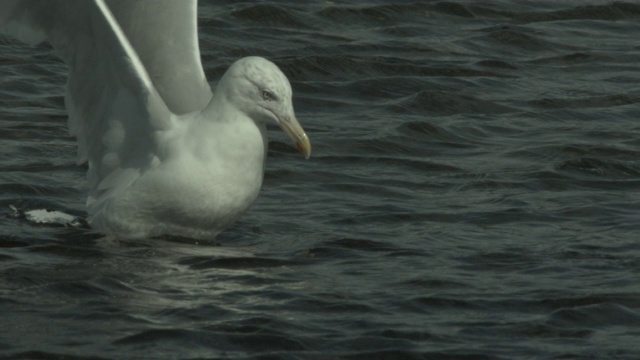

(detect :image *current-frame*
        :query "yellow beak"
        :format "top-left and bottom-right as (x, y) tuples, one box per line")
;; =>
(279, 116), (311, 159)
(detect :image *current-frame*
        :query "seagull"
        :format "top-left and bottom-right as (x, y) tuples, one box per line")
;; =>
(0, 0), (311, 239)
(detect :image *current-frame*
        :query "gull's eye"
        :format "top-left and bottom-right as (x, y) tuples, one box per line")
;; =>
(261, 89), (276, 101)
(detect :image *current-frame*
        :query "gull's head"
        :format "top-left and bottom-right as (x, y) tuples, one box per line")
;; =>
(220, 56), (311, 159)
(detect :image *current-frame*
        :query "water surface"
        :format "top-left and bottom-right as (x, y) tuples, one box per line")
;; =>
(1, 1), (640, 358)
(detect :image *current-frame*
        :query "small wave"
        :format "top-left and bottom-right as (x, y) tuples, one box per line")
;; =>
(468, 2), (640, 23)
(392, 90), (514, 116)
(530, 94), (640, 109)
(548, 303), (640, 328)
(231, 4), (310, 29)
(178, 255), (300, 270)
(556, 157), (640, 179)
(516, 2), (640, 23)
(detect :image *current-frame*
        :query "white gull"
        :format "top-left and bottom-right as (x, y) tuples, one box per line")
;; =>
(0, 0), (311, 239)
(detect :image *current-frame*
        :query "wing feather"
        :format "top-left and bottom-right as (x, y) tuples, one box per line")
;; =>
(106, 0), (212, 114)
(0, 0), (174, 208)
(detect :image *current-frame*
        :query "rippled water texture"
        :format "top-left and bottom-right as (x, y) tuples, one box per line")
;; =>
(2, 1), (640, 359)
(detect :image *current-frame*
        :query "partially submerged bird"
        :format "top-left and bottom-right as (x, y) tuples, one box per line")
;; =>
(0, 0), (311, 239)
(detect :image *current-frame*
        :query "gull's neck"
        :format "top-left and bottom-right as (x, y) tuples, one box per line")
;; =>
(186, 83), (268, 166)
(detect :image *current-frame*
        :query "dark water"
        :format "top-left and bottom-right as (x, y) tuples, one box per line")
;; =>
(2, 1), (640, 358)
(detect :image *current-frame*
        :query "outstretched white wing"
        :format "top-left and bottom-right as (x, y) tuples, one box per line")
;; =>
(0, 0), (174, 206)
(106, 0), (212, 114)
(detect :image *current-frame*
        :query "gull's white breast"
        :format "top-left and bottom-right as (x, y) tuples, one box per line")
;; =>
(88, 110), (268, 239)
